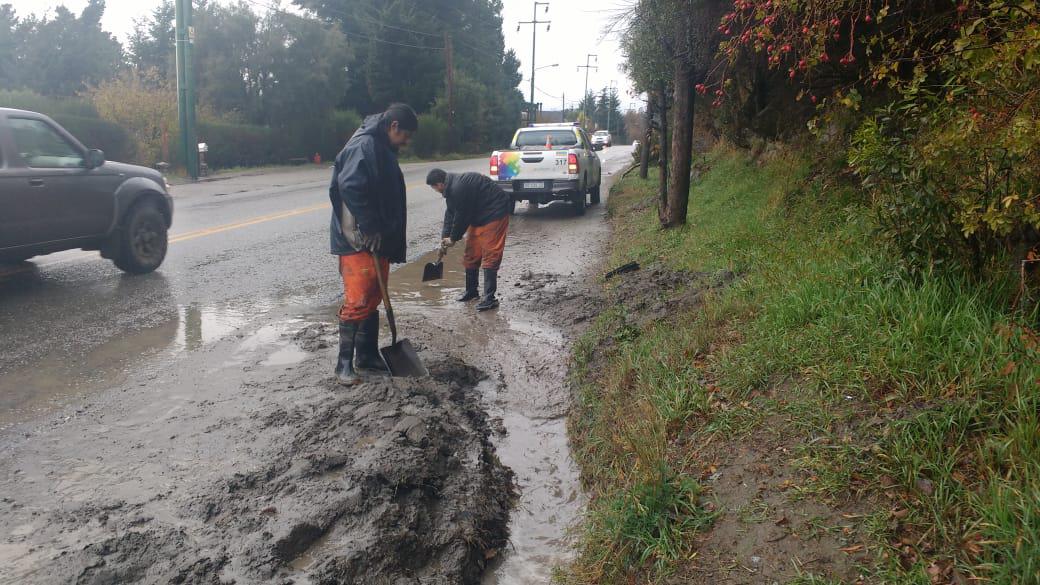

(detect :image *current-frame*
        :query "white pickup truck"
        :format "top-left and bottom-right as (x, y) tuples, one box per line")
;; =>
(489, 123), (602, 215)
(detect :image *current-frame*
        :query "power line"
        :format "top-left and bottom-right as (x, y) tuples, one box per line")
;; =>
(535, 85), (561, 100)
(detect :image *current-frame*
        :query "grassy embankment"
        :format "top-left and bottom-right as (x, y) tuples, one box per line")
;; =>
(563, 145), (1040, 583)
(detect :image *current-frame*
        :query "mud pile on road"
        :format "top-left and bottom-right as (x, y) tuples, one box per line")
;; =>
(42, 358), (514, 585)
(514, 263), (737, 332)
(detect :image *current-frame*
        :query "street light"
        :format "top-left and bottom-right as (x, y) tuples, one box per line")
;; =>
(521, 63), (559, 83)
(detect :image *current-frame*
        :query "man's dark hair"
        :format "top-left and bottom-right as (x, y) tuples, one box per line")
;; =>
(426, 168), (447, 186)
(382, 103), (418, 132)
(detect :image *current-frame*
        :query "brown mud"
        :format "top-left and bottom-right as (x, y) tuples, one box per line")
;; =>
(0, 150), (635, 584)
(2, 339), (513, 585)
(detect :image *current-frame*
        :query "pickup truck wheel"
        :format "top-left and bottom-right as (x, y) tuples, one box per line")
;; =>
(509, 197), (517, 215)
(571, 191), (586, 216)
(590, 181), (601, 205)
(112, 202), (168, 274)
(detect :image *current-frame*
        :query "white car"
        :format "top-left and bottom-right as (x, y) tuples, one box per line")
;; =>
(489, 123), (603, 216)
(591, 130), (612, 150)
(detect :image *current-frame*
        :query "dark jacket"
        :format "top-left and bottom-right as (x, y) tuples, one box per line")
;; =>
(441, 172), (511, 242)
(329, 114), (408, 262)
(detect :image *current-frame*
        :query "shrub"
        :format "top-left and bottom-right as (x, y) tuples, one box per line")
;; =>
(193, 121), (278, 169)
(52, 114), (134, 163)
(88, 69), (178, 166)
(0, 90), (99, 119)
(408, 113), (450, 158)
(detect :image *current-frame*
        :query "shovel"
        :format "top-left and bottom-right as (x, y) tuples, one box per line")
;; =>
(421, 245), (446, 282)
(373, 253), (428, 378)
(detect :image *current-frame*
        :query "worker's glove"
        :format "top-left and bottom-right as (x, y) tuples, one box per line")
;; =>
(441, 237), (456, 249)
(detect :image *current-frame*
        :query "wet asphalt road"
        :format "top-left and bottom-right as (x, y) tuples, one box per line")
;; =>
(0, 149), (633, 428)
(0, 146), (636, 584)
(0, 156), (493, 427)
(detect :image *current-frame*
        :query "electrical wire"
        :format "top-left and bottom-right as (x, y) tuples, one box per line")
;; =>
(535, 85), (561, 100)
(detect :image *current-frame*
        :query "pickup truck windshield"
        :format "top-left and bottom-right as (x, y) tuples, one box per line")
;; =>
(515, 129), (578, 149)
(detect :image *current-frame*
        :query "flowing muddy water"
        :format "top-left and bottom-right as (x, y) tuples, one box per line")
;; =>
(387, 243), (598, 584)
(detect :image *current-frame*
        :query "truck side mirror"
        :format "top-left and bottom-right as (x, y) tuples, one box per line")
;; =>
(86, 149), (106, 169)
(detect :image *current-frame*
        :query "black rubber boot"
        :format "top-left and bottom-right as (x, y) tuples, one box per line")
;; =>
(354, 312), (389, 373)
(458, 268), (480, 302)
(335, 321), (361, 386)
(476, 269), (499, 311)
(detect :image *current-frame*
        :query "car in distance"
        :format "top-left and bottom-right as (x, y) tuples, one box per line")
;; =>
(489, 123), (602, 216)
(0, 108), (173, 273)
(591, 130), (612, 149)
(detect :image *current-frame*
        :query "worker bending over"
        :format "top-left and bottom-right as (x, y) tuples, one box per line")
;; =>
(426, 168), (511, 311)
(328, 103), (418, 385)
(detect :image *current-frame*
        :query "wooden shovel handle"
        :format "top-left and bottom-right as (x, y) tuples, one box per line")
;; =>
(372, 253), (397, 346)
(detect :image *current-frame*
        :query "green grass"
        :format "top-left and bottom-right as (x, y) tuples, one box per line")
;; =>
(564, 145), (1040, 584)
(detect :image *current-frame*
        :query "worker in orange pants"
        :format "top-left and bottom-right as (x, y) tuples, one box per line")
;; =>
(329, 104), (417, 385)
(426, 168), (511, 311)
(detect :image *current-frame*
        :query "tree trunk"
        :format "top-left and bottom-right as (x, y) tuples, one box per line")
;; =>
(657, 81), (669, 225)
(664, 61), (695, 228)
(639, 95), (652, 180)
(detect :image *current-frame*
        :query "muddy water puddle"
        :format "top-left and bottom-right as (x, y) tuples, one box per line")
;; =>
(284, 247), (585, 582)
(0, 299), (319, 429)
(387, 247), (587, 583)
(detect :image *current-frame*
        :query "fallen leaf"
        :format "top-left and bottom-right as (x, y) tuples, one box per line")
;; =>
(839, 544), (864, 554)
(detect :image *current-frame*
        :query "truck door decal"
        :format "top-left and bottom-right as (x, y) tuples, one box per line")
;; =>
(498, 151), (522, 180)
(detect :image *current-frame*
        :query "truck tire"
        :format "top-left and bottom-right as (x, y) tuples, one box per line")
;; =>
(571, 190), (586, 216)
(509, 197), (517, 215)
(111, 201), (168, 274)
(590, 180), (601, 205)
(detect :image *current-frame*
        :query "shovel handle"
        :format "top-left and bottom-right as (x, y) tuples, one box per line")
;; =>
(372, 253), (397, 346)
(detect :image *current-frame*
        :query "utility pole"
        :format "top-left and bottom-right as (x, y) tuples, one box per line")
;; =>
(444, 32), (455, 128)
(518, 1), (550, 124)
(577, 54), (597, 129)
(174, 0), (198, 180)
(561, 93), (565, 123)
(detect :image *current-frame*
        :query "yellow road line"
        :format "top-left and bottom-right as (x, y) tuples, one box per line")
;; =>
(5, 181), (432, 273)
(169, 203), (327, 243)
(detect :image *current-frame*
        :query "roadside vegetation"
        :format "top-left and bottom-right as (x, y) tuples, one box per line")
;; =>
(564, 145), (1040, 583)
(566, 2), (1039, 581)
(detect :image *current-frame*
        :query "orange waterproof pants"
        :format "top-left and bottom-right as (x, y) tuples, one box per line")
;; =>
(338, 252), (389, 323)
(462, 216), (510, 270)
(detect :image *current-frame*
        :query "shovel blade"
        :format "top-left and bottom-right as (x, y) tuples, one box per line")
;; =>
(421, 261), (444, 282)
(380, 339), (428, 378)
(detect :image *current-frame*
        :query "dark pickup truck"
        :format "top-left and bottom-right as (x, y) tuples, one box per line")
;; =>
(0, 108), (173, 273)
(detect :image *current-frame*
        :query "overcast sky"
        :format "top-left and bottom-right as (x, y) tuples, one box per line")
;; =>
(7, 0), (641, 110)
